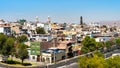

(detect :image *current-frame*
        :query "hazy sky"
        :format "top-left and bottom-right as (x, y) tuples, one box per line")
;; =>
(0, 0), (120, 23)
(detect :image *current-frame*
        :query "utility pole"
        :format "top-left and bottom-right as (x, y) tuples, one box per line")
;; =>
(65, 45), (69, 68)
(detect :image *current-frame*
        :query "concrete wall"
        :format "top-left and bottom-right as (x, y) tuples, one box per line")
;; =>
(29, 55), (37, 62)
(0, 27), (4, 33)
(41, 52), (65, 63)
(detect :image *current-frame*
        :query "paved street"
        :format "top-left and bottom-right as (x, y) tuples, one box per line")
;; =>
(39, 49), (120, 68)
(57, 63), (78, 68)
(104, 49), (120, 58)
(47, 57), (78, 68)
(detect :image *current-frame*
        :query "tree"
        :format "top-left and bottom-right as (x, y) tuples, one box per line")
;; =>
(66, 43), (74, 57)
(17, 19), (27, 25)
(101, 25), (107, 28)
(17, 35), (28, 43)
(105, 40), (113, 48)
(2, 37), (15, 56)
(110, 26), (117, 32)
(87, 55), (107, 68)
(61, 23), (67, 29)
(17, 43), (28, 64)
(81, 46), (90, 54)
(96, 42), (104, 49)
(78, 56), (88, 68)
(78, 54), (107, 68)
(106, 56), (120, 68)
(36, 27), (46, 34)
(81, 36), (96, 53)
(93, 51), (104, 58)
(101, 25), (108, 32)
(82, 36), (91, 47)
(0, 33), (7, 51)
(78, 53), (120, 68)
(63, 23), (67, 27)
(115, 38), (120, 46)
(1, 37), (15, 62)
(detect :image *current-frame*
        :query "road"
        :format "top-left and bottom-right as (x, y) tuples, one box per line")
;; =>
(104, 49), (120, 58)
(46, 49), (120, 68)
(42, 52), (94, 68)
(57, 63), (78, 68)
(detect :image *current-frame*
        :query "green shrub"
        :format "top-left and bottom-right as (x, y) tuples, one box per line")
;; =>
(22, 63), (32, 66)
(2, 60), (32, 66)
(6, 60), (16, 64)
(6, 60), (21, 64)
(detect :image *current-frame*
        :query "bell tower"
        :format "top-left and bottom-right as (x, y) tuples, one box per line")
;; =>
(47, 16), (51, 23)
(35, 16), (39, 26)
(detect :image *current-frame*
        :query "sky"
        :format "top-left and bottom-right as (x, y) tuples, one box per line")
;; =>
(0, 0), (120, 23)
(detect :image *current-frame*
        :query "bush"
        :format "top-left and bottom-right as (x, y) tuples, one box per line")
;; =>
(6, 60), (16, 64)
(22, 63), (32, 66)
(2, 60), (32, 66)
(5, 60), (21, 64)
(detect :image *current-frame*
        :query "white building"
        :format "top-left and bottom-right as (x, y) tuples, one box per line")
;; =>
(41, 47), (65, 63)
(37, 23), (44, 27)
(0, 20), (11, 35)
(95, 36), (112, 42)
(30, 34), (53, 41)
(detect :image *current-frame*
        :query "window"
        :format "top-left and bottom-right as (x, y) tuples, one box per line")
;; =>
(103, 38), (105, 41)
(32, 35), (36, 37)
(52, 57), (54, 61)
(12, 26), (15, 27)
(42, 39), (47, 41)
(32, 56), (35, 59)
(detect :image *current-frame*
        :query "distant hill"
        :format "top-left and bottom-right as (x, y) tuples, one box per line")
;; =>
(99, 20), (120, 27)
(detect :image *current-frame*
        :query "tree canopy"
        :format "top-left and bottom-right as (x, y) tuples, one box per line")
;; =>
(36, 27), (46, 34)
(17, 19), (27, 25)
(78, 51), (120, 68)
(96, 42), (104, 49)
(0, 34), (16, 62)
(2, 37), (15, 56)
(115, 38), (120, 46)
(78, 54), (107, 68)
(17, 43), (28, 64)
(0, 33), (8, 51)
(105, 40), (114, 48)
(0, 33), (29, 64)
(16, 35), (28, 43)
(106, 56), (120, 68)
(81, 36), (96, 53)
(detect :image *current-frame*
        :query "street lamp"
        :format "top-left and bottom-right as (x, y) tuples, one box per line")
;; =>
(45, 55), (49, 68)
(65, 46), (68, 68)
(53, 38), (56, 64)
(53, 50), (56, 64)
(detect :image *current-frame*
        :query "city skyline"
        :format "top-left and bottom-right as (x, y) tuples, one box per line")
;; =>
(0, 0), (120, 23)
